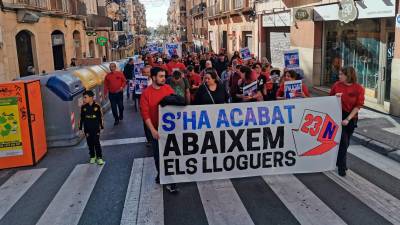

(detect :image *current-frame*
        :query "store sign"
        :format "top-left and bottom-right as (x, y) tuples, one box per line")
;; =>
(96, 36), (108, 46)
(314, 0), (395, 21)
(262, 11), (292, 27)
(293, 8), (313, 21)
(338, 0), (357, 23)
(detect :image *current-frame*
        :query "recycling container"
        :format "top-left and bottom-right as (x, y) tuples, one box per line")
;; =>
(72, 68), (102, 103)
(87, 65), (110, 110)
(41, 71), (86, 147)
(0, 80), (47, 169)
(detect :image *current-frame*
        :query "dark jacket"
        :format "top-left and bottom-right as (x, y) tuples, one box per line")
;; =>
(123, 63), (134, 80)
(193, 83), (229, 105)
(79, 102), (104, 133)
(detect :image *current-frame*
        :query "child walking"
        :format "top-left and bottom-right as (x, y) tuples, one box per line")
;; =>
(79, 90), (105, 165)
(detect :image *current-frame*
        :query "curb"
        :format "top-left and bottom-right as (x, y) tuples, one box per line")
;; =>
(352, 132), (400, 163)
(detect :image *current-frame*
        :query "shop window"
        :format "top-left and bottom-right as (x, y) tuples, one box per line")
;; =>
(323, 19), (380, 91)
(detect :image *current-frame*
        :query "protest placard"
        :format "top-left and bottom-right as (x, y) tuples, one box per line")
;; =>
(134, 76), (149, 95)
(134, 61), (145, 77)
(165, 43), (182, 58)
(284, 49), (300, 69)
(240, 47), (251, 60)
(158, 96), (341, 184)
(243, 81), (258, 97)
(128, 80), (135, 93)
(147, 44), (159, 55)
(284, 80), (302, 99)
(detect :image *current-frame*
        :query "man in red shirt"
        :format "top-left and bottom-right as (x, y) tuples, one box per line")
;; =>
(166, 54), (186, 76)
(104, 63), (126, 125)
(140, 67), (177, 192)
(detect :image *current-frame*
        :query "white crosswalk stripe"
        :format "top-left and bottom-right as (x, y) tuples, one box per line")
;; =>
(0, 168), (46, 221)
(197, 179), (255, 225)
(136, 157), (164, 225)
(263, 174), (347, 225)
(1, 146), (400, 225)
(120, 158), (144, 225)
(348, 145), (400, 180)
(36, 164), (104, 225)
(325, 170), (400, 224)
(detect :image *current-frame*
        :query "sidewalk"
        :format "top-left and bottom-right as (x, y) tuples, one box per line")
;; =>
(311, 88), (400, 163)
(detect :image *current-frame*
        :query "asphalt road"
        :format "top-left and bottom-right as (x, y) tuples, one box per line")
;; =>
(1, 99), (400, 225)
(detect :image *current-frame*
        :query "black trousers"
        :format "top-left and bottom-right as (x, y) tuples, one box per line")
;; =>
(109, 92), (124, 120)
(143, 120), (152, 143)
(86, 131), (102, 158)
(151, 138), (160, 173)
(336, 111), (356, 170)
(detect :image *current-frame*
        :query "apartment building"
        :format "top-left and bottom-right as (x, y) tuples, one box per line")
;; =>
(0, 0), (140, 81)
(254, 0), (400, 116)
(207, 0), (256, 56)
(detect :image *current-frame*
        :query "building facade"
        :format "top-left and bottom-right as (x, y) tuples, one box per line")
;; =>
(189, 0), (208, 53)
(254, 0), (400, 116)
(206, 0), (257, 56)
(0, 0), (143, 81)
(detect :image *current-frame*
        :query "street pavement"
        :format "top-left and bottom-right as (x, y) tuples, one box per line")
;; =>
(1, 98), (400, 225)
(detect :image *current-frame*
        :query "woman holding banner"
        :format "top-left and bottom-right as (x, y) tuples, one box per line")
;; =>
(193, 70), (229, 105)
(330, 67), (365, 177)
(276, 70), (310, 100)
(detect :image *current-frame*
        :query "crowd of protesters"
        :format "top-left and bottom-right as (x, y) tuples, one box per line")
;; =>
(124, 48), (364, 192)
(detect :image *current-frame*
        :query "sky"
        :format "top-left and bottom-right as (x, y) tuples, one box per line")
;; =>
(140, 0), (169, 28)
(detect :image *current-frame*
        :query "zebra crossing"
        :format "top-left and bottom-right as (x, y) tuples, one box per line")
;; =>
(1, 144), (400, 225)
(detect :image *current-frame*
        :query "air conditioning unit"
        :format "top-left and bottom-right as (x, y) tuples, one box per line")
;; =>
(17, 10), (40, 23)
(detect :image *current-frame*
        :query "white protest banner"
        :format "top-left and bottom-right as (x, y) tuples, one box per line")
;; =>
(134, 75), (149, 95)
(158, 96), (342, 184)
(165, 43), (182, 58)
(240, 47), (251, 60)
(243, 81), (258, 96)
(284, 80), (302, 99)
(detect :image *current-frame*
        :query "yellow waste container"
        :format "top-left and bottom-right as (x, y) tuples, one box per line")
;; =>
(72, 68), (102, 103)
(87, 65), (110, 109)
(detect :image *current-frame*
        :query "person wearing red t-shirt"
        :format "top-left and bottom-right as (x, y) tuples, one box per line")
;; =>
(186, 65), (201, 102)
(140, 67), (178, 192)
(330, 67), (364, 177)
(153, 58), (169, 71)
(276, 70), (310, 100)
(166, 54), (186, 75)
(104, 63), (126, 125)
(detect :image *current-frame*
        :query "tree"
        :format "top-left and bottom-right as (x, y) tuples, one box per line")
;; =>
(155, 25), (172, 41)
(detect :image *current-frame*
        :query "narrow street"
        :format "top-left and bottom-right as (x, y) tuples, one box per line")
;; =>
(1, 100), (400, 225)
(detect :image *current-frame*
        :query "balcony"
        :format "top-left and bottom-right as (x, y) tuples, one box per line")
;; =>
(191, 3), (206, 16)
(86, 14), (113, 29)
(10, 0), (49, 10)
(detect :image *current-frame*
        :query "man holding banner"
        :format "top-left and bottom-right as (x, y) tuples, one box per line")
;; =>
(140, 67), (178, 193)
